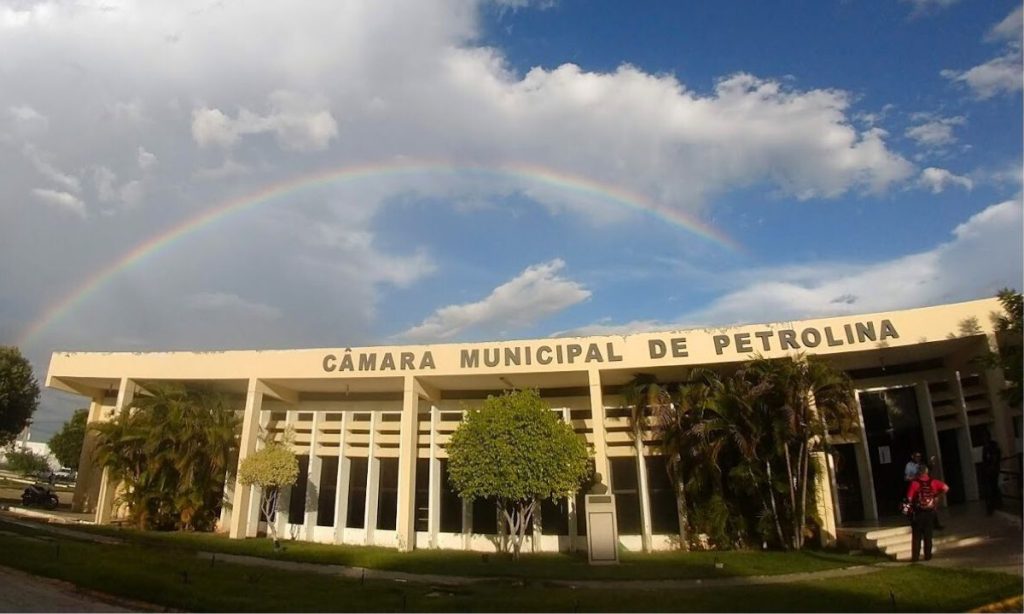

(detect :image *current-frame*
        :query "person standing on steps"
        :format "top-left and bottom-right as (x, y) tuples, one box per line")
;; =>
(906, 464), (950, 562)
(904, 452), (922, 483)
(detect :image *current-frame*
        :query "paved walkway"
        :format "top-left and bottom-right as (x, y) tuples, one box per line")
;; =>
(0, 565), (131, 612)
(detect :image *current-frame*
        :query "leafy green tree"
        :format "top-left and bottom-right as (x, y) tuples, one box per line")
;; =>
(447, 389), (591, 560)
(0, 346), (40, 447)
(92, 384), (240, 531)
(237, 438), (299, 547)
(991, 288), (1022, 407)
(2, 446), (50, 476)
(49, 408), (88, 470)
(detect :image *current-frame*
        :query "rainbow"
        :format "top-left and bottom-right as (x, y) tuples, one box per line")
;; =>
(18, 160), (741, 346)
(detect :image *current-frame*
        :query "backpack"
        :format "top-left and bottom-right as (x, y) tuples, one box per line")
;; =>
(915, 478), (938, 511)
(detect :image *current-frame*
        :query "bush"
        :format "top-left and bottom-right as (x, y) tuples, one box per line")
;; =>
(2, 447), (51, 476)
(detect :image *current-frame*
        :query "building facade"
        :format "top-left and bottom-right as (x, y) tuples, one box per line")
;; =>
(48, 298), (1021, 552)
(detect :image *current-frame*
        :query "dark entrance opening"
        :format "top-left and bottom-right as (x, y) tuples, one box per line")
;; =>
(859, 387), (927, 517)
(832, 443), (864, 523)
(937, 430), (966, 504)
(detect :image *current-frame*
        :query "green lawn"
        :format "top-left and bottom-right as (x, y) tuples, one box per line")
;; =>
(0, 519), (1018, 612)
(54, 521), (882, 580)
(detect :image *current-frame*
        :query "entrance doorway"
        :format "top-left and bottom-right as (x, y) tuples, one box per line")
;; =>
(859, 387), (927, 518)
(937, 430), (966, 505)
(832, 443), (864, 523)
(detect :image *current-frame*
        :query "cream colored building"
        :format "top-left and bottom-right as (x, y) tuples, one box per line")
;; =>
(47, 298), (1021, 552)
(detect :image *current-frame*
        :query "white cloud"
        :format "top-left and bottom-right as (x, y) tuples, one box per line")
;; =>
(7, 105), (48, 136)
(31, 188), (86, 217)
(119, 180), (143, 207)
(92, 166), (118, 203)
(918, 167), (973, 193)
(401, 259), (591, 341)
(22, 145), (80, 193)
(942, 6), (1023, 99)
(137, 146), (157, 171)
(905, 114), (965, 148)
(901, 0), (961, 16)
(563, 199), (1022, 335)
(192, 91), (339, 152)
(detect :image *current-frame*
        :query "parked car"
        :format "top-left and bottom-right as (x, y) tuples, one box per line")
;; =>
(53, 468), (76, 483)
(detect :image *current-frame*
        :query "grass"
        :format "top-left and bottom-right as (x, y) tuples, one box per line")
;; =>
(59, 521), (882, 580)
(0, 518), (1019, 612)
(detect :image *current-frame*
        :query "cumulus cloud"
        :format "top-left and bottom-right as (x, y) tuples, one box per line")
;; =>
(918, 167), (973, 193)
(400, 259), (591, 341)
(22, 145), (80, 193)
(563, 199), (1022, 336)
(6, 105), (48, 136)
(942, 6), (1023, 99)
(31, 188), (86, 217)
(137, 146), (157, 171)
(905, 114), (965, 148)
(192, 91), (339, 152)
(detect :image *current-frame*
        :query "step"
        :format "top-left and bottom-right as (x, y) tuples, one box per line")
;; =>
(887, 535), (988, 561)
(860, 526), (912, 541)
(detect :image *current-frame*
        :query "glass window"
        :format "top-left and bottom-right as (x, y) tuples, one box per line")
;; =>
(610, 457), (642, 535)
(346, 457), (368, 528)
(645, 456), (678, 534)
(471, 496), (499, 534)
(288, 455), (309, 524)
(376, 458), (399, 530)
(414, 459), (430, 532)
(541, 497), (569, 535)
(439, 459), (463, 533)
(317, 457), (339, 527)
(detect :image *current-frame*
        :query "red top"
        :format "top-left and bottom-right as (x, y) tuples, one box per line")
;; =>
(906, 477), (949, 501)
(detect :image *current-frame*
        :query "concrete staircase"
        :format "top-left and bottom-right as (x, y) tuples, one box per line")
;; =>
(844, 524), (988, 561)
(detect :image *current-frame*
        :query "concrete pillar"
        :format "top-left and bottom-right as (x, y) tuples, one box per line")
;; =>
(915, 381), (942, 478)
(96, 378), (135, 524)
(428, 404), (441, 549)
(813, 451), (837, 546)
(396, 376), (421, 552)
(229, 379), (264, 539)
(364, 412), (379, 546)
(564, 407), (579, 553)
(588, 369), (610, 483)
(852, 392), (879, 521)
(461, 498), (472, 550)
(304, 412), (321, 541)
(72, 394), (105, 513)
(333, 413), (349, 544)
(635, 428), (653, 552)
(949, 369), (980, 501)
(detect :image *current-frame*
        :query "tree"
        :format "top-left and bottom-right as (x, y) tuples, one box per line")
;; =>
(447, 389), (591, 560)
(0, 346), (40, 447)
(990, 288), (1022, 407)
(739, 356), (857, 550)
(2, 446), (50, 476)
(49, 409), (88, 470)
(237, 438), (299, 548)
(92, 383), (240, 531)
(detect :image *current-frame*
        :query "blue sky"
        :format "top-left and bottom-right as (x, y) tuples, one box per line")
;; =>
(0, 0), (1021, 437)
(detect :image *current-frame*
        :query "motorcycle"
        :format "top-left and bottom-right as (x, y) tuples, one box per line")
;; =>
(21, 484), (60, 510)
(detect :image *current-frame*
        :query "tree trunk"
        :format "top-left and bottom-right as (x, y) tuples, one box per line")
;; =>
(765, 460), (787, 548)
(673, 454), (690, 551)
(798, 443), (811, 551)
(783, 442), (799, 550)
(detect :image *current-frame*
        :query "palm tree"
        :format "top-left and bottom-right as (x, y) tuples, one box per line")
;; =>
(92, 383), (240, 531)
(741, 356), (857, 550)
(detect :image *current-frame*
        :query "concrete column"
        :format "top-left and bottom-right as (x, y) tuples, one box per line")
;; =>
(304, 412), (322, 541)
(806, 391), (836, 546)
(72, 394), (105, 513)
(852, 391), (879, 521)
(364, 412), (379, 546)
(275, 484), (290, 538)
(949, 369), (980, 501)
(564, 407), (578, 553)
(428, 404), (441, 549)
(635, 428), (653, 552)
(396, 376), (421, 552)
(915, 381), (942, 478)
(588, 369), (610, 483)
(229, 379), (264, 539)
(96, 378), (135, 524)
(461, 498), (472, 550)
(333, 413), (349, 544)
